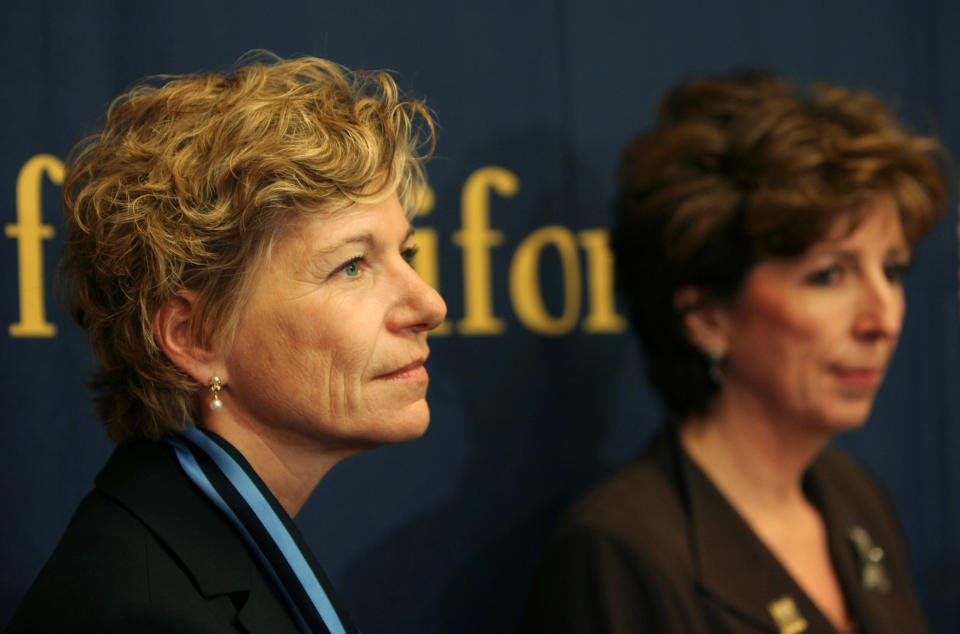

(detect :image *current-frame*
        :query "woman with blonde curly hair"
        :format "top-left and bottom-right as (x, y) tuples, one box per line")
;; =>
(528, 72), (947, 633)
(9, 53), (445, 633)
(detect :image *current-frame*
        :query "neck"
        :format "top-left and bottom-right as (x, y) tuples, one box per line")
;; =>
(680, 389), (831, 510)
(202, 414), (356, 517)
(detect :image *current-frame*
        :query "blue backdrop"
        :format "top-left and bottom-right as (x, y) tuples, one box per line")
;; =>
(2, 1), (959, 631)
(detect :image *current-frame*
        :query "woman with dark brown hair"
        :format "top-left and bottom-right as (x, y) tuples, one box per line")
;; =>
(528, 72), (947, 633)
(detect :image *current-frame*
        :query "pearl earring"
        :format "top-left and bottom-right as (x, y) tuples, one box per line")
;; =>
(209, 376), (223, 411)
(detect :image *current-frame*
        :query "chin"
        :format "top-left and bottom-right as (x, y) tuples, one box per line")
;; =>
(378, 400), (432, 444)
(816, 399), (875, 433)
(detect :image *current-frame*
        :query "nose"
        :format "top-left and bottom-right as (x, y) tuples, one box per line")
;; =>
(388, 261), (447, 333)
(852, 273), (904, 343)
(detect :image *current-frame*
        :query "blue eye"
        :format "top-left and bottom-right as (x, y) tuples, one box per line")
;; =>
(341, 258), (362, 277)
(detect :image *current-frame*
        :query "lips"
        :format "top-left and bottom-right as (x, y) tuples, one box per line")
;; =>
(829, 365), (884, 391)
(374, 356), (428, 381)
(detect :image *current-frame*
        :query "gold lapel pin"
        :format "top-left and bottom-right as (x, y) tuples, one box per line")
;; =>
(768, 595), (808, 634)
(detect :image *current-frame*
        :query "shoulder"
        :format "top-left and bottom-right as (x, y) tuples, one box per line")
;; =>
(814, 447), (883, 491)
(17, 489), (153, 595)
(812, 447), (902, 532)
(8, 492), (169, 630)
(809, 448), (929, 631)
(527, 437), (702, 633)
(561, 449), (689, 561)
(811, 447), (914, 565)
(7, 444), (240, 633)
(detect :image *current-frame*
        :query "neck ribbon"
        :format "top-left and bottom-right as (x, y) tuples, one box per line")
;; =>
(165, 426), (358, 634)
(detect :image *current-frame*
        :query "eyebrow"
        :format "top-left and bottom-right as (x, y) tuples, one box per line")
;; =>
(808, 245), (912, 262)
(314, 225), (416, 256)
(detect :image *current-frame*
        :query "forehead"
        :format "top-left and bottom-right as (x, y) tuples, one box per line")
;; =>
(281, 194), (412, 250)
(813, 195), (907, 253)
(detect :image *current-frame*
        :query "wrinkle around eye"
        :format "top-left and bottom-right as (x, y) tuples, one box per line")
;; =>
(325, 253), (369, 281)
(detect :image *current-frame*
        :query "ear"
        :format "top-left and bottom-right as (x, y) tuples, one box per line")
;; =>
(673, 286), (732, 356)
(153, 291), (225, 385)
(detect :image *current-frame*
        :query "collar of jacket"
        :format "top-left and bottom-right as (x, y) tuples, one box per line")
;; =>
(655, 428), (905, 634)
(93, 438), (301, 634)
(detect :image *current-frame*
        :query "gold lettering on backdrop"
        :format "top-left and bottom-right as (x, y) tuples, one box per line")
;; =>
(510, 225), (581, 336)
(452, 167), (516, 334)
(5, 160), (627, 339)
(578, 229), (627, 333)
(410, 185), (452, 335)
(6, 154), (63, 337)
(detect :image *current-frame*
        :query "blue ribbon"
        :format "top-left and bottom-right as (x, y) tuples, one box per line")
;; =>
(166, 427), (349, 634)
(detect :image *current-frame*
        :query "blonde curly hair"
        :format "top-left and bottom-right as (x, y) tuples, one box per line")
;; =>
(61, 52), (436, 441)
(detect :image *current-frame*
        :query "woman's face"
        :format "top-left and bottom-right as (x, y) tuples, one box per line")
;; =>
(220, 193), (447, 451)
(716, 195), (910, 433)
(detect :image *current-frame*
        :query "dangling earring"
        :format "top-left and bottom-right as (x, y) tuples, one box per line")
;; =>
(707, 349), (725, 386)
(209, 376), (223, 411)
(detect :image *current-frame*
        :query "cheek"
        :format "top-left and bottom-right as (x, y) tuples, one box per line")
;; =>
(773, 297), (857, 359)
(307, 318), (381, 399)
(232, 305), (333, 392)
(767, 304), (823, 348)
(265, 312), (315, 369)
(730, 294), (826, 376)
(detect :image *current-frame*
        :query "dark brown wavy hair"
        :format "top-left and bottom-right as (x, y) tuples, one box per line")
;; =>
(611, 71), (949, 418)
(61, 52), (436, 441)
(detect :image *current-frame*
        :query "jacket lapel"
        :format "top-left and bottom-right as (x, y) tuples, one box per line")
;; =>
(672, 433), (923, 634)
(684, 453), (814, 631)
(805, 453), (912, 634)
(665, 433), (843, 634)
(95, 440), (301, 633)
(235, 581), (307, 634)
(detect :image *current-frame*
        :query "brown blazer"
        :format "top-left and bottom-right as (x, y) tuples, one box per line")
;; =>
(526, 430), (927, 634)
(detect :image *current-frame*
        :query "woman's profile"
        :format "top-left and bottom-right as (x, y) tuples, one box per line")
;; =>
(8, 53), (446, 633)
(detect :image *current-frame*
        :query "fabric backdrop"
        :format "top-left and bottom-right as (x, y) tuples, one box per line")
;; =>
(2, 1), (958, 631)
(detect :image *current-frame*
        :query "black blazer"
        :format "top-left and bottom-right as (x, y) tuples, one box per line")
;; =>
(527, 430), (927, 634)
(7, 440), (301, 633)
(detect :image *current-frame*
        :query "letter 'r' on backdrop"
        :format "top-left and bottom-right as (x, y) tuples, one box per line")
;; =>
(2, 1), (959, 631)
